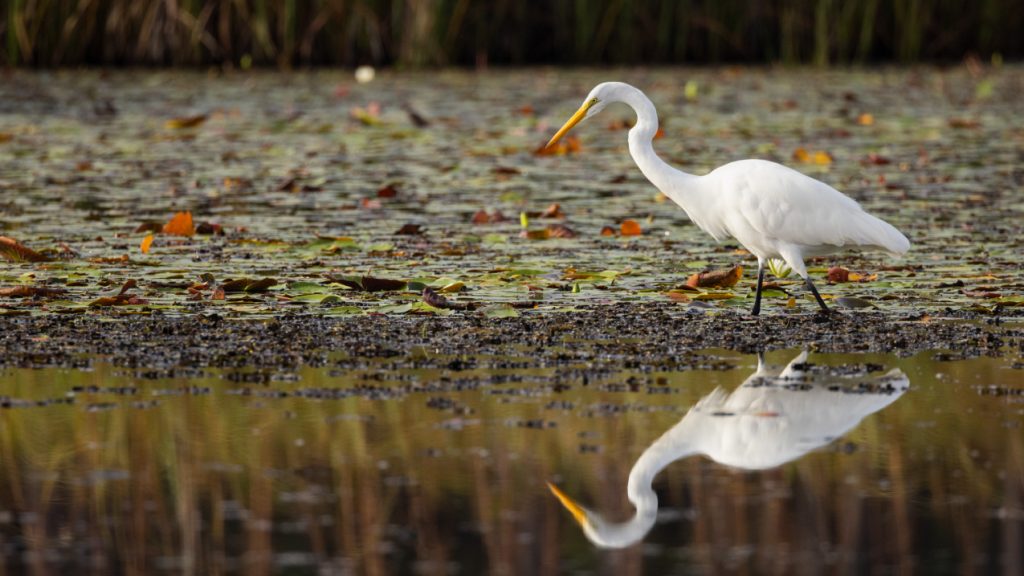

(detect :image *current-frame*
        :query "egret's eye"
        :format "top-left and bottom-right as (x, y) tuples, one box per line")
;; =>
(589, 98), (599, 106)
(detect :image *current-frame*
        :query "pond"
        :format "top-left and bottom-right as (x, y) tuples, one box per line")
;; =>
(1, 349), (1021, 574)
(1, 67), (1023, 574)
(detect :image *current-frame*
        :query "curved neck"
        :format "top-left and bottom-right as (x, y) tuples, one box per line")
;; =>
(619, 86), (696, 198)
(584, 419), (699, 548)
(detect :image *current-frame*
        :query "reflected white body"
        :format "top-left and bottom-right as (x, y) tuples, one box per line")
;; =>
(579, 82), (910, 279)
(563, 352), (909, 548)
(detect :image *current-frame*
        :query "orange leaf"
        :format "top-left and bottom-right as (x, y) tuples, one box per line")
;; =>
(812, 151), (833, 165)
(165, 114), (207, 129)
(792, 147), (810, 163)
(140, 234), (154, 254)
(600, 226), (616, 237)
(857, 113), (874, 126)
(620, 219), (642, 236)
(163, 211), (195, 236)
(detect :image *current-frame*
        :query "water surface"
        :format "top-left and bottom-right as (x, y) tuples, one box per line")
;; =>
(1, 349), (1021, 574)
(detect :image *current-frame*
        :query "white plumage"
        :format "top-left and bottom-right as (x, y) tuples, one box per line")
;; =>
(548, 351), (909, 548)
(546, 82), (911, 314)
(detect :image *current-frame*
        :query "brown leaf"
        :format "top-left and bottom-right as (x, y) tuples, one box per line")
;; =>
(165, 114), (207, 129)
(275, 177), (298, 192)
(394, 224), (423, 235)
(326, 275), (406, 292)
(491, 166), (521, 175)
(195, 222), (223, 235)
(377, 184), (399, 198)
(686, 265), (743, 288)
(828, 266), (850, 283)
(545, 224), (576, 238)
(135, 222), (163, 233)
(540, 203), (565, 219)
(861, 153), (892, 166)
(163, 211), (195, 236)
(0, 237), (51, 263)
(221, 278), (278, 293)
(948, 118), (980, 129)
(472, 209), (507, 224)
(0, 285), (67, 298)
(600, 226), (616, 236)
(620, 220), (642, 236)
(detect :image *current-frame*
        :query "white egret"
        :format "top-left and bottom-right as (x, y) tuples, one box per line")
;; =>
(548, 351), (908, 548)
(545, 82), (911, 314)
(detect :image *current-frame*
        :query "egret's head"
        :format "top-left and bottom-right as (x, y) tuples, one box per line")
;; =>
(545, 82), (623, 151)
(547, 481), (656, 549)
(547, 482), (595, 531)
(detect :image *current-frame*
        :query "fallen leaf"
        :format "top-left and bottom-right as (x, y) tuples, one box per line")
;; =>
(861, 153), (892, 165)
(377, 184), (399, 198)
(792, 148), (833, 165)
(220, 278), (278, 293)
(195, 222), (223, 235)
(620, 220), (642, 236)
(165, 114), (207, 129)
(948, 118), (980, 129)
(600, 226), (616, 236)
(546, 224), (576, 238)
(0, 286), (67, 298)
(857, 113), (874, 126)
(540, 203), (565, 218)
(828, 266), (850, 283)
(140, 234), (154, 254)
(666, 290), (691, 302)
(90, 279), (146, 306)
(163, 211), (195, 236)
(835, 296), (878, 309)
(687, 265), (743, 288)
(472, 209), (507, 224)
(135, 222), (163, 233)
(422, 287), (475, 310)
(0, 237), (51, 263)
(394, 224), (423, 235)
(327, 275), (407, 292)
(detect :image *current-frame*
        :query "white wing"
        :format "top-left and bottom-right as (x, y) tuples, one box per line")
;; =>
(711, 160), (909, 255)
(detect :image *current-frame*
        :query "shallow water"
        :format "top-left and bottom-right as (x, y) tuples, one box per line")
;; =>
(1, 348), (1021, 574)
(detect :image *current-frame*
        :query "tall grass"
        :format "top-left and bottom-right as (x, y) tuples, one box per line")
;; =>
(0, 0), (1021, 68)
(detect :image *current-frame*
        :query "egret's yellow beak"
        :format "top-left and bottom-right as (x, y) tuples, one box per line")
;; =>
(545, 100), (595, 151)
(547, 482), (589, 527)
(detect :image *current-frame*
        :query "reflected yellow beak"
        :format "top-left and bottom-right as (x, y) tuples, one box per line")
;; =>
(545, 100), (594, 151)
(547, 482), (589, 527)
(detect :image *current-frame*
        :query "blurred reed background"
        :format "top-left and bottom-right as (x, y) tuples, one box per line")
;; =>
(1, 0), (1021, 68)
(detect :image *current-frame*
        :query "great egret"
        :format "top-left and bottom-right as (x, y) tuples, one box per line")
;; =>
(548, 351), (908, 548)
(545, 82), (911, 315)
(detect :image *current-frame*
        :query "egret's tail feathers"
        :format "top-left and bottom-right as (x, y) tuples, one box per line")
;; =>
(852, 212), (910, 257)
(694, 387), (730, 411)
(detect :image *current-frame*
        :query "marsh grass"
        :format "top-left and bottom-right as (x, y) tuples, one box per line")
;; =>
(1, 0), (1021, 68)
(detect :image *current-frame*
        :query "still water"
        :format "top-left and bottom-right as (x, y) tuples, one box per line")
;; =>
(1, 349), (1021, 575)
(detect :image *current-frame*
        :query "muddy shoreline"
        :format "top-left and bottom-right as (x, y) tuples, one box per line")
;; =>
(3, 304), (1020, 372)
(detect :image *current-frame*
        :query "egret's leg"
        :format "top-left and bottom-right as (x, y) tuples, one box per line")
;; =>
(751, 258), (766, 316)
(804, 277), (830, 313)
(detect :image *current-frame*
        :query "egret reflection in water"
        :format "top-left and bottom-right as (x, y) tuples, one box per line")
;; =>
(549, 351), (909, 549)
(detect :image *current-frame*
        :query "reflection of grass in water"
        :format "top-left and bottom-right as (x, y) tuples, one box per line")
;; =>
(0, 352), (1021, 573)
